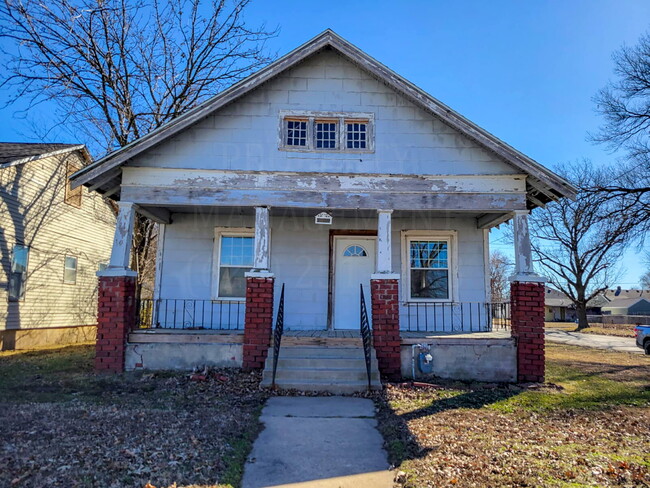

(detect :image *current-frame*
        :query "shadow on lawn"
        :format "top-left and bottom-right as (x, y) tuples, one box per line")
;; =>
(375, 383), (520, 466)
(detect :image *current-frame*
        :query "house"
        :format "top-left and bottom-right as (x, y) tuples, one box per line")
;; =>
(0, 143), (116, 350)
(71, 30), (575, 388)
(544, 287), (606, 322)
(601, 297), (650, 316)
(544, 287), (576, 322)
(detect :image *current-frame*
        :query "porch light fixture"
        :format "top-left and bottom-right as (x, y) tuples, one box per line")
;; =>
(315, 212), (333, 225)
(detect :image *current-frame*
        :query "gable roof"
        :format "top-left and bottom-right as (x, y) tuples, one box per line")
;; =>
(0, 143), (88, 167)
(602, 297), (650, 309)
(71, 29), (577, 205)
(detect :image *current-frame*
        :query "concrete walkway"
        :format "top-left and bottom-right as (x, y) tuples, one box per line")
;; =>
(546, 329), (642, 354)
(241, 396), (394, 488)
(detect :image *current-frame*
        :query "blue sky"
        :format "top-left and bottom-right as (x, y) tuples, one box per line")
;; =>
(1, 0), (649, 286)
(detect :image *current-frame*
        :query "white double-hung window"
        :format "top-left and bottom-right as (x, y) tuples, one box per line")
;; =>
(213, 228), (254, 299)
(402, 231), (456, 302)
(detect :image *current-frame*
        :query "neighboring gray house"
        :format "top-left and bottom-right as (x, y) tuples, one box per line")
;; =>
(71, 30), (575, 387)
(0, 143), (116, 350)
(601, 297), (650, 316)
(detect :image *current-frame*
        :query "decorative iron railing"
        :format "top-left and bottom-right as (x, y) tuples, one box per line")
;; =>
(359, 284), (373, 390)
(402, 301), (510, 332)
(136, 298), (245, 330)
(271, 284), (285, 388)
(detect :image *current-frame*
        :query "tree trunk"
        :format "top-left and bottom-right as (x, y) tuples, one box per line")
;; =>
(574, 302), (590, 331)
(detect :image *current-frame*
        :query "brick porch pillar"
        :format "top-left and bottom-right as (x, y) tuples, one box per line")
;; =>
(370, 277), (401, 381)
(509, 210), (546, 383)
(243, 275), (274, 371)
(95, 274), (137, 372)
(510, 281), (545, 383)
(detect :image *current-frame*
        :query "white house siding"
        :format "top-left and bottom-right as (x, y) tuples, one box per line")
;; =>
(129, 49), (516, 177)
(158, 212), (487, 331)
(0, 151), (115, 339)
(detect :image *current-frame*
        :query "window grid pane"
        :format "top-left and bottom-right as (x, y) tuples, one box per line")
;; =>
(409, 240), (450, 300)
(220, 236), (254, 267)
(346, 121), (367, 149)
(343, 245), (367, 257)
(315, 121), (337, 149)
(286, 120), (307, 146)
(409, 241), (448, 269)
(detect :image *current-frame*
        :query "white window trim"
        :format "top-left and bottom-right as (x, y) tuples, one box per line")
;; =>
(278, 110), (375, 153)
(401, 230), (458, 303)
(63, 255), (78, 285)
(212, 227), (255, 301)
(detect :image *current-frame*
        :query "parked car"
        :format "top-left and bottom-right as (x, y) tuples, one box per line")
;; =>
(634, 326), (650, 355)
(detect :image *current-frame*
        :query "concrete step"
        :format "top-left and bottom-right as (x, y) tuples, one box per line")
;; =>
(267, 346), (376, 360)
(260, 378), (381, 394)
(261, 345), (382, 393)
(270, 356), (378, 370)
(265, 367), (381, 383)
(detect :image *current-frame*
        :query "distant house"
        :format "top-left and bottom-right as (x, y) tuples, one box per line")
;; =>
(544, 287), (576, 322)
(601, 297), (650, 316)
(0, 143), (116, 350)
(544, 286), (607, 322)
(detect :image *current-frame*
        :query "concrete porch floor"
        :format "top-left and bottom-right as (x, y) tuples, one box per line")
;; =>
(130, 328), (511, 341)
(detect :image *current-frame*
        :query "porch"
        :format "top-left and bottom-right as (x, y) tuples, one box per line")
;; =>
(97, 202), (544, 385)
(125, 326), (516, 383)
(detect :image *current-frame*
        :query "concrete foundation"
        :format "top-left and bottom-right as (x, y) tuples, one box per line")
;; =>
(400, 337), (517, 383)
(125, 331), (243, 370)
(0, 325), (96, 351)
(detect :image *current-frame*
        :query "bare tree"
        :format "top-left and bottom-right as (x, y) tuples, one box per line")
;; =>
(641, 270), (650, 289)
(489, 250), (511, 303)
(529, 161), (637, 331)
(592, 31), (650, 235)
(0, 0), (277, 295)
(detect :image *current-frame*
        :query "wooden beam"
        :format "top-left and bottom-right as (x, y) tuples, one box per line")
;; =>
(477, 213), (512, 229)
(122, 167), (527, 194)
(101, 185), (121, 198)
(137, 206), (171, 224)
(84, 169), (121, 192)
(121, 186), (528, 212)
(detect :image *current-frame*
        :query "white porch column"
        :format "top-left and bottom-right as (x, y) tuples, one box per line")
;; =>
(372, 208), (400, 281)
(102, 201), (137, 276)
(510, 210), (545, 282)
(375, 209), (394, 275)
(253, 206), (270, 272)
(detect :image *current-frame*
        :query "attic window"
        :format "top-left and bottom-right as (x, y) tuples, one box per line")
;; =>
(280, 111), (374, 153)
(286, 119), (307, 147)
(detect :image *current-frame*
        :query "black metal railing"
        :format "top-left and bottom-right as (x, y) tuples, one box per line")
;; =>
(359, 284), (373, 390)
(402, 301), (511, 332)
(271, 284), (285, 388)
(136, 298), (245, 330)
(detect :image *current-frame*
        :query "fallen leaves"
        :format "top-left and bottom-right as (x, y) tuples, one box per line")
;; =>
(379, 382), (650, 488)
(0, 367), (268, 488)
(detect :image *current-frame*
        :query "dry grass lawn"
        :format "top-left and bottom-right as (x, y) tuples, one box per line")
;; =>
(0, 345), (268, 488)
(377, 343), (650, 487)
(547, 321), (637, 338)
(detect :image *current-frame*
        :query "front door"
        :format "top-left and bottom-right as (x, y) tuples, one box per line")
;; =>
(333, 237), (376, 329)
